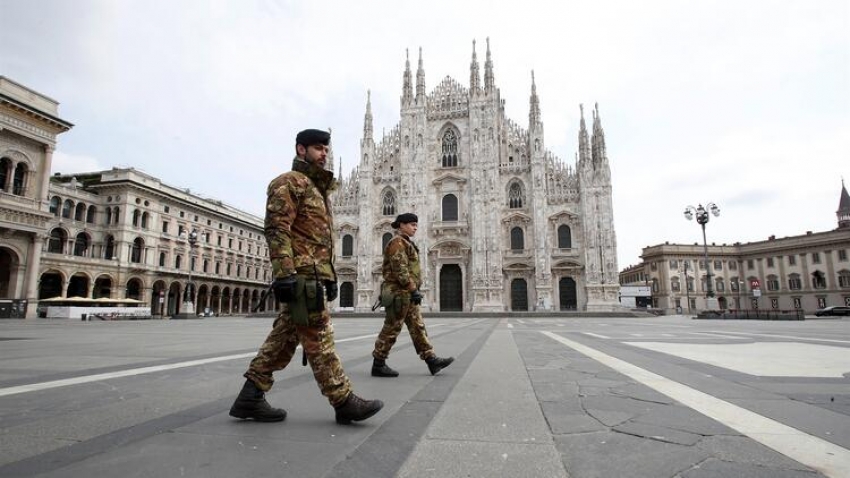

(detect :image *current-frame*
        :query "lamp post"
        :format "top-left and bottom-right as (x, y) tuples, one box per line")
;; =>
(683, 259), (691, 315)
(177, 229), (198, 318)
(684, 203), (720, 310)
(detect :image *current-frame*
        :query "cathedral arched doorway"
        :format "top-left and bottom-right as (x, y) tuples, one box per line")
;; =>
(340, 282), (354, 308)
(717, 296), (727, 309)
(511, 278), (528, 311)
(559, 277), (577, 310)
(439, 264), (463, 311)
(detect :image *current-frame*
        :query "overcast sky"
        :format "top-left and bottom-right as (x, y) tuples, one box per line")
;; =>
(2, 0), (848, 269)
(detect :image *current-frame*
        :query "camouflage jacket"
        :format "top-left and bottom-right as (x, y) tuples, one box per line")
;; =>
(265, 157), (337, 281)
(382, 233), (420, 293)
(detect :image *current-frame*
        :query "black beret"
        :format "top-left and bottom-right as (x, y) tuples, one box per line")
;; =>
(296, 129), (331, 147)
(391, 213), (418, 229)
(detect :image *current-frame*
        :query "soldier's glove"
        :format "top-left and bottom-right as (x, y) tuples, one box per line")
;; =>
(325, 281), (338, 302)
(272, 275), (298, 303)
(410, 290), (423, 305)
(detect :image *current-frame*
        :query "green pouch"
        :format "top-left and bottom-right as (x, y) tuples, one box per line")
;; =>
(289, 276), (309, 326)
(304, 280), (325, 313)
(380, 285), (395, 308)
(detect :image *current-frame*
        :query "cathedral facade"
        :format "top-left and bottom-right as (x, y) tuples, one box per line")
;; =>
(332, 41), (620, 312)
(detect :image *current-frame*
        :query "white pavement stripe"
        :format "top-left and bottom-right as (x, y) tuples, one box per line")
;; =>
(583, 332), (611, 339)
(692, 332), (750, 340)
(541, 331), (850, 478)
(507, 323), (514, 329)
(0, 333), (377, 399)
(712, 331), (850, 344)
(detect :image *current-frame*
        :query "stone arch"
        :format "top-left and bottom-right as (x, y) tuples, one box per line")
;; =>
(507, 179), (525, 208)
(130, 237), (144, 263)
(151, 280), (168, 316)
(62, 198), (74, 219)
(67, 271), (91, 298)
(510, 226), (525, 250)
(126, 277), (144, 300)
(441, 193), (459, 221)
(210, 285), (221, 315)
(380, 187), (397, 216)
(86, 205), (97, 223)
(49, 195), (61, 216)
(12, 161), (29, 196)
(167, 281), (182, 315)
(103, 235), (116, 259)
(47, 227), (68, 254)
(93, 274), (114, 299)
(197, 284), (210, 313)
(74, 202), (86, 221)
(0, 156), (11, 192)
(222, 287), (232, 314)
(0, 246), (21, 298)
(242, 289), (251, 314)
(439, 125), (460, 168)
(38, 269), (65, 300)
(73, 231), (91, 257)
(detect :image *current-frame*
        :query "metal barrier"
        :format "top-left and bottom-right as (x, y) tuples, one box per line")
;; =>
(696, 309), (805, 320)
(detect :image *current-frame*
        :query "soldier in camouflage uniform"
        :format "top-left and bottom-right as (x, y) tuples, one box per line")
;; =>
(371, 213), (454, 377)
(230, 129), (383, 424)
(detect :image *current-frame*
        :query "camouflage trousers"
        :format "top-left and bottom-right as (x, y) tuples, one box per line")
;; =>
(244, 306), (352, 407)
(372, 299), (435, 361)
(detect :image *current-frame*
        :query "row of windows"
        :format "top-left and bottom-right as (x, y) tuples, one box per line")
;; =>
(660, 270), (849, 292)
(662, 250), (849, 272)
(338, 225), (574, 257)
(163, 204), (260, 239)
(379, 182), (528, 218)
(46, 229), (267, 278)
(0, 158), (28, 196)
(436, 129), (533, 169)
(48, 194), (265, 257)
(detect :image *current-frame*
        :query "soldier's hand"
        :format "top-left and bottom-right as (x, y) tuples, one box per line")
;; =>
(325, 281), (338, 302)
(272, 275), (298, 303)
(410, 290), (423, 305)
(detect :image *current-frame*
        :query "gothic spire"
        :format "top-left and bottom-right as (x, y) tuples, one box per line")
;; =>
(529, 70), (541, 127)
(484, 37), (495, 93)
(838, 178), (850, 229)
(470, 40), (481, 94)
(415, 47), (426, 100)
(578, 104), (590, 165)
(363, 90), (373, 140)
(326, 126), (335, 172)
(591, 103), (607, 166)
(402, 49), (413, 105)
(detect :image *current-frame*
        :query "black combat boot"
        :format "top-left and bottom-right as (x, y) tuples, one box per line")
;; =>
(371, 358), (399, 377)
(334, 393), (384, 424)
(229, 379), (287, 422)
(426, 356), (454, 376)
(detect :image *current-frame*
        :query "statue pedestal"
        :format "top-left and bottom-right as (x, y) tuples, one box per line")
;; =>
(173, 301), (199, 319)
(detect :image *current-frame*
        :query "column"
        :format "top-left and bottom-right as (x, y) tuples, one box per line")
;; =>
(37, 145), (55, 202)
(24, 233), (46, 318)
